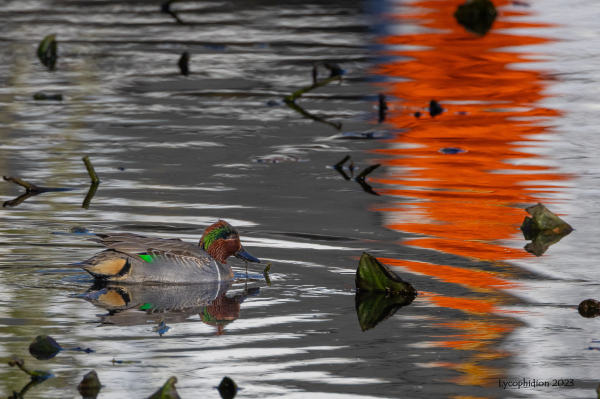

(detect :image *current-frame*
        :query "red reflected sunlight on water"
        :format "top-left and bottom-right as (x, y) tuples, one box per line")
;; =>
(373, 0), (567, 387)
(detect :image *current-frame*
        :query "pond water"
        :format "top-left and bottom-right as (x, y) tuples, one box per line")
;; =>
(0, 0), (599, 398)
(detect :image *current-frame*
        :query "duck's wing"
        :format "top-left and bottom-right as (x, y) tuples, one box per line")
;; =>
(91, 233), (202, 257)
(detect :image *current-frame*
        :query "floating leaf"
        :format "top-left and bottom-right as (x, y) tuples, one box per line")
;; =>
(178, 52), (189, 76)
(520, 203), (573, 236)
(579, 299), (600, 318)
(29, 335), (62, 360)
(355, 253), (417, 295)
(218, 377), (238, 399)
(78, 371), (101, 399)
(33, 93), (63, 101)
(149, 376), (181, 399)
(355, 291), (416, 331)
(37, 34), (57, 70)
(454, 0), (497, 36)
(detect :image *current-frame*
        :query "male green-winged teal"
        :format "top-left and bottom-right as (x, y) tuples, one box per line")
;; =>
(80, 220), (259, 283)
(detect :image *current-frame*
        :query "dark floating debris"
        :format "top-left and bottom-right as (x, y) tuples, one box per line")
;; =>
(520, 203), (572, 256)
(520, 203), (573, 235)
(355, 253), (417, 295)
(78, 371), (101, 399)
(29, 335), (62, 361)
(578, 299), (600, 318)
(312, 64), (318, 85)
(414, 111), (421, 118)
(378, 94), (388, 123)
(2, 176), (73, 207)
(8, 356), (52, 381)
(82, 156), (100, 185)
(149, 376), (180, 399)
(263, 261), (272, 286)
(266, 100), (282, 106)
(37, 34), (57, 70)
(218, 376), (238, 399)
(454, 0), (497, 36)
(178, 51), (189, 76)
(354, 253), (417, 331)
(33, 93), (63, 101)
(429, 100), (444, 117)
(322, 62), (346, 78)
(82, 155), (100, 209)
(438, 147), (467, 154)
(285, 100), (342, 130)
(332, 156), (380, 195)
(161, 0), (184, 24)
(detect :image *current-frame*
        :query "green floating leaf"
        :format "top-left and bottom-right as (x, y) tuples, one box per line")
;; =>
(218, 376), (238, 399)
(578, 299), (600, 318)
(355, 291), (416, 331)
(37, 34), (57, 70)
(29, 335), (62, 360)
(355, 252), (417, 295)
(78, 370), (101, 399)
(454, 0), (497, 36)
(520, 203), (573, 237)
(149, 376), (181, 399)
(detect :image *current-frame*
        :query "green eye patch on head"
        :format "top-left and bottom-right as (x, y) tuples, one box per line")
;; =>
(201, 224), (236, 249)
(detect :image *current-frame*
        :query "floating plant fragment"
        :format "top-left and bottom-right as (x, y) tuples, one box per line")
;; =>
(578, 299), (600, 318)
(33, 93), (63, 101)
(37, 34), (57, 70)
(218, 377), (238, 399)
(178, 52), (189, 76)
(438, 147), (467, 154)
(429, 100), (443, 117)
(355, 253), (417, 295)
(520, 203), (573, 235)
(29, 335), (62, 360)
(149, 376), (181, 399)
(8, 356), (52, 381)
(78, 371), (101, 399)
(454, 0), (497, 36)
(263, 261), (272, 286)
(378, 94), (388, 123)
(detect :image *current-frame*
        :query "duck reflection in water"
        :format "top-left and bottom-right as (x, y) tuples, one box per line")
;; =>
(83, 281), (259, 335)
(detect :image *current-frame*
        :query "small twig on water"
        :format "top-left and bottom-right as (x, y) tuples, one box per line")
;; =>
(82, 156), (100, 184)
(3, 176), (42, 193)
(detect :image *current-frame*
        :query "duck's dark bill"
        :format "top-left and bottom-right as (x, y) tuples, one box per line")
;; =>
(235, 248), (260, 263)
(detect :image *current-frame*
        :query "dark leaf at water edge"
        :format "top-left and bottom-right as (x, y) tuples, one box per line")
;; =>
(29, 335), (62, 360)
(33, 93), (63, 101)
(178, 52), (189, 76)
(520, 203), (573, 237)
(355, 253), (417, 295)
(78, 371), (101, 399)
(355, 291), (416, 331)
(37, 34), (57, 70)
(578, 299), (600, 318)
(218, 376), (238, 399)
(429, 100), (444, 117)
(149, 376), (180, 399)
(454, 0), (497, 36)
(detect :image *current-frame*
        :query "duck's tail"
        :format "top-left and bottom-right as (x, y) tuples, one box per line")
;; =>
(81, 252), (130, 279)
